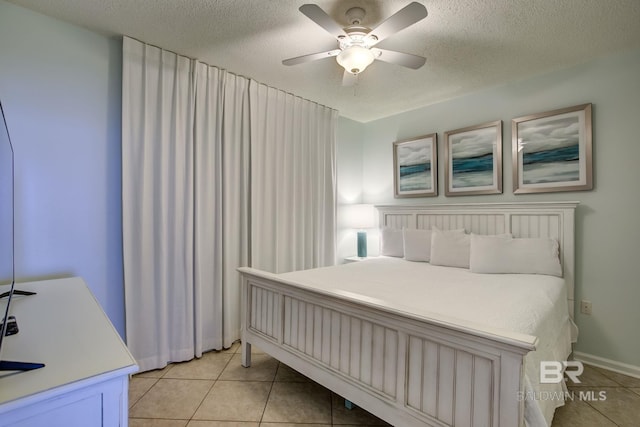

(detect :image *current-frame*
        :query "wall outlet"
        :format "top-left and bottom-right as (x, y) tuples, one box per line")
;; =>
(580, 300), (593, 315)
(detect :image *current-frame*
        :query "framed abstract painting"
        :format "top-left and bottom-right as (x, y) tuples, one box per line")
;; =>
(512, 103), (592, 194)
(393, 133), (437, 198)
(444, 120), (502, 196)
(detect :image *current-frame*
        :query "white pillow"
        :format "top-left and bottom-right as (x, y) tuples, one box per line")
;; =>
(470, 234), (562, 276)
(380, 228), (404, 257)
(429, 227), (470, 268)
(403, 229), (432, 262)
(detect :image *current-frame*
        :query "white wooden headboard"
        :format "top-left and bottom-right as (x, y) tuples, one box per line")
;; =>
(375, 202), (579, 318)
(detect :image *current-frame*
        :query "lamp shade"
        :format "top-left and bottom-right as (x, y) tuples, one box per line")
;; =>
(336, 46), (375, 74)
(343, 204), (376, 230)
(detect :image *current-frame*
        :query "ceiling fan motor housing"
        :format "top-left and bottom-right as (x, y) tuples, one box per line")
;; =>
(345, 6), (366, 25)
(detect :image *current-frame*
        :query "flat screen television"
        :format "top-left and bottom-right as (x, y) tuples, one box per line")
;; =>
(0, 98), (44, 371)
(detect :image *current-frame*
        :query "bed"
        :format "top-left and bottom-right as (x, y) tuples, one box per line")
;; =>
(239, 202), (578, 427)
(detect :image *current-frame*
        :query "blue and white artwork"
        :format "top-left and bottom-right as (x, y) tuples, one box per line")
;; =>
(450, 126), (498, 189)
(394, 135), (437, 197)
(518, 115), (580, 184)
(513, 104), (591, 194)
(398, 141), (431, 191)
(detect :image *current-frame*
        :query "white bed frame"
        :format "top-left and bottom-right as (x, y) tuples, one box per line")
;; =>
(239, 202), (578, 427)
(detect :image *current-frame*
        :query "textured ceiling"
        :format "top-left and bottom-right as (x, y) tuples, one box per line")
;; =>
(8, 0), (640, 122)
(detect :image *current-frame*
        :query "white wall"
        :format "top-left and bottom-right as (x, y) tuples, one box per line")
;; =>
(0, 1), (125, 336)
(341, 48), (640, 369)
(336, 117), (366, 261)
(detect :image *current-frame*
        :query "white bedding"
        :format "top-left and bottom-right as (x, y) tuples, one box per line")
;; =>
(280, 257), (578, 427)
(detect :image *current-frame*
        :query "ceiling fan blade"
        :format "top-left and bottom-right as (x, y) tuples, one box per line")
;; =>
(342, 70), (358, 86)
(373, 48), (426, 69)
(299, 4), (348, 39)
(283, 49), (341, 66)
(369, 2), (428, 45)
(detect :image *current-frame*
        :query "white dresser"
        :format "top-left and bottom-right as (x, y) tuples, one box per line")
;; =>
(0, 277), (138, 426)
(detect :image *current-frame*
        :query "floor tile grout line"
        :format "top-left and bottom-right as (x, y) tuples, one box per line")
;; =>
(583, 398), (622, 427)
(186, 351), (236, 423)
(129, 346), (239, 422)
(572, 381), (640, 427)
(588, 364), (640, 387)
(128, 376), (160, 410)
(258, 361), (279, 424)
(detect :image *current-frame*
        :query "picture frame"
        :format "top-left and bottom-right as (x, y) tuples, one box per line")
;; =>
(393, 133), (438, 198)
(444, 120), (502, 196)
(512, 103), (592, 194)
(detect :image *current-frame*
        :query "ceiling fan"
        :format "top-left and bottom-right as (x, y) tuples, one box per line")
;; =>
(283, 2), (428, 85)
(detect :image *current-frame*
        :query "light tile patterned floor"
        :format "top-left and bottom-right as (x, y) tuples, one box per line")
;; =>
(129, 343), (640, 427)
(552, 364), (640, 427)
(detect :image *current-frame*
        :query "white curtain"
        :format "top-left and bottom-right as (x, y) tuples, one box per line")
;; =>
(122, 37), (335, 372)
(193, 65), (250, 353)
(250, 82), (337, 273)
(122, 38), (197, 370)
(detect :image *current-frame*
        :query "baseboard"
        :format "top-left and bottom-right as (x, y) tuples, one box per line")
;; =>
(574, 351), (640, 379)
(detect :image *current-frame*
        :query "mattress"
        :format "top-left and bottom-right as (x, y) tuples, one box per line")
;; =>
(280, 257), (578, 427)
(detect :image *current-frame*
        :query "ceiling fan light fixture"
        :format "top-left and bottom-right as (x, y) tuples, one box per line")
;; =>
(336, 45), (375, 74)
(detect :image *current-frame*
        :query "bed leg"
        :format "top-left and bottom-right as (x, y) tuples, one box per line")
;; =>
(344, 399), (354, 410)
(241, 341), (252, 368)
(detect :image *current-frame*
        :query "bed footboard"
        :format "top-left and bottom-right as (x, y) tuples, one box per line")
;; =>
(239, 267), (536, 427)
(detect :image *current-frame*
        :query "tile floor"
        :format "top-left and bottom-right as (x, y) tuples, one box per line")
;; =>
(551, 363), (640, 427)
(129, 343), (640, 427)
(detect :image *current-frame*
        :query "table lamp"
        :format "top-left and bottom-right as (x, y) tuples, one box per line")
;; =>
(344, 204), (375, 258)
